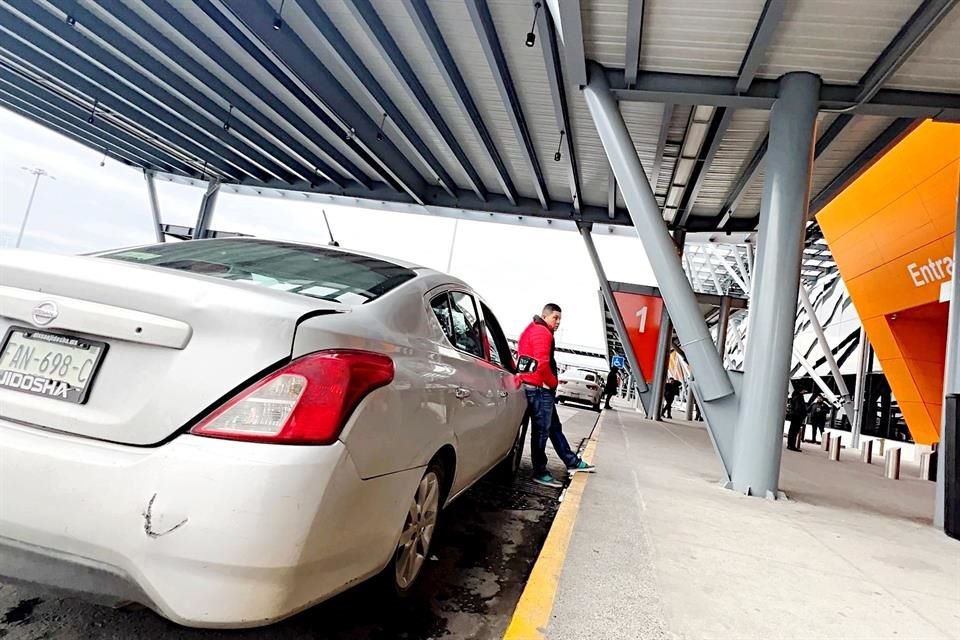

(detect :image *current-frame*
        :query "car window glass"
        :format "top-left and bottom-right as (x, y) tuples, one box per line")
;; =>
(430, 294), (455, 344)
(102, 239), (415, 304)
(449, 292), (484, 358)
(480, 302), (514, 371)
(485, 326), (503, 368)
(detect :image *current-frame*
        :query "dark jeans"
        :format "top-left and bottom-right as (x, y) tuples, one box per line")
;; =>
(663, 395), (677, 418)
(525, 387), (580, 475)
(787, 418), (804, 450)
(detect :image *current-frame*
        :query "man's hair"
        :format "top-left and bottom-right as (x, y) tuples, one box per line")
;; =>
(542, 303), (562, 316)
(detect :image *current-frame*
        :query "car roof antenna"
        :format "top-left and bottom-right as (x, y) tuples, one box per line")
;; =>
(322, 209), (340, 247)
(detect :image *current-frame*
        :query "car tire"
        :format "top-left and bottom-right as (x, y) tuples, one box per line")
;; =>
(495, 418), (528, 482)
(592, 401), (601, 412)
(384, 462), (444, 598)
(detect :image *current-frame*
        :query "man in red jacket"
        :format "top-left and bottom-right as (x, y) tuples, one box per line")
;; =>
(518, 303), (596, 487)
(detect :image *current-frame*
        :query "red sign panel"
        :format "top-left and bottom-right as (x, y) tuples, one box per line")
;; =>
(613, 291), (665, 384)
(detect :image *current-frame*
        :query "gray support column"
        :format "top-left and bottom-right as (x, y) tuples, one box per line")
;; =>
(578, 223), (652, 414)
(583, 64), (732, 403)
(650, 309), (671, 421)
(651, 230), (686, 421)
(717, 295), (732, 362)
(852, 328), (871, 446)
(799, 285), (856, 436)
(730, 72), (821, 497)
(143, 170), (165, 243)
(935, 189), (960, 529)
(194, 179), (220, 240)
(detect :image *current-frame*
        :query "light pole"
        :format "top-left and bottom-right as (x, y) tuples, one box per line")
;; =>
(15, 167), (55, 248)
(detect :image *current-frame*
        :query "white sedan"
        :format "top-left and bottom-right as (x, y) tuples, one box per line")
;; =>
(557, 368), (604, 411)
(0, 238), (528, 628)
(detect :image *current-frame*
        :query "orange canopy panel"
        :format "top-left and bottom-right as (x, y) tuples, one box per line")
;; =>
(817, 120), (959, 445)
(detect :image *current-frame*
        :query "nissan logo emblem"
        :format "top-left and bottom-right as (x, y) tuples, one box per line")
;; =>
(31, 301), (59, 326)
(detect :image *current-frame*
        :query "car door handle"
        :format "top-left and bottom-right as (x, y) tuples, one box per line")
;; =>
(455, 387), (471, 399)
(498, 391), (509, 398)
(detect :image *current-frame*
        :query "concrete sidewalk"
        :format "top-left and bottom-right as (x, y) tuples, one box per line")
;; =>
(542, 406), (960, 640)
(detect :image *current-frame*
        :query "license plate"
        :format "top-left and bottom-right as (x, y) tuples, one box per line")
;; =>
(0, 328), (108, 404)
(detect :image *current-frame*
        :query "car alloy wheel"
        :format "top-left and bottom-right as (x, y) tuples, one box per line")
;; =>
(395, 469), (440, 590)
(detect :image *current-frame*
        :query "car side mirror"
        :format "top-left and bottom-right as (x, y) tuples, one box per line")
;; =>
(516, 356), (538, 374)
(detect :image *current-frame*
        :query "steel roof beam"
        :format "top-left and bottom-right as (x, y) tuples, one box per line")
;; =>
(735, 0), (788, 94)
(0, 51), (227, 179)
(467, 0), (551, 210)
(400, 0), (518, 205)
(676, 0), (787, 227)
(154, 171), (631, 230)
(650, 103), (673, 194)
(37, 0), (300, 184)
(538, 5), (583, 213)
(85, 0), (346, 188)
(216, 0), (428, 203)
(623, 0), (644, 87)
(282, 0), (447, 200)
(607, 166), (616, 218)
(0, 21), (244, 182)
(703, 0), (955, 230)
(545, 0), (587, 88)
(856, 0), (959, 105)
(0, 68), (199, 176)
(345, 0), (487, 200)
(137, 0), (367, 189)
(608, 70), (960, 117)
(808, 118), (921, 215)
(190, 0), (389, 190)
(0, 94), (150, 170)
(0, 51), (218, 176)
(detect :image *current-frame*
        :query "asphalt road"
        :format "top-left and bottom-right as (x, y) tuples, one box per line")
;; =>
(0, 405), (599, 640)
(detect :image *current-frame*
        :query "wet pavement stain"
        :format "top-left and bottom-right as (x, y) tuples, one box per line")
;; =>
(2, 598), (43, 626)
(0, 407), (598, 639)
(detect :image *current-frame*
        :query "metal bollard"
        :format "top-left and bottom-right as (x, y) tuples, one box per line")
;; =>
(829, 436), (841, 461)
(876, 439), (885, 457)
(821, 434), (831, 452)
(884, 448), (901, 480)
(919, 452), (934, 481)
(861, 440), (873, 464)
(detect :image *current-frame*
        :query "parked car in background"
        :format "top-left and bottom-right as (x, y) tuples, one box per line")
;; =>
(0, 238), (528, 628)
(557, 367), (604, 411)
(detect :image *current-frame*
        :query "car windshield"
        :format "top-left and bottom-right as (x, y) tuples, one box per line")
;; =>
(101, 239), (416, 304)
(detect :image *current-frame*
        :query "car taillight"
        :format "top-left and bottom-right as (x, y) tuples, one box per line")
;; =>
(586, 384), (598, 390)
(191, 350), (394, 445)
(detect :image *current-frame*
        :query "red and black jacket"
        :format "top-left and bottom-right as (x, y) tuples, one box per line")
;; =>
(517, 316), (559, 390)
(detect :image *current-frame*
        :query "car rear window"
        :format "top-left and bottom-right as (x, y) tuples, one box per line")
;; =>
(101, 239), (416, 304)
(564, 369), (596, 381)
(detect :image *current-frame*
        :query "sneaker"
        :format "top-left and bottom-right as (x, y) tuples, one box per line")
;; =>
(532, 473), (563, 488)
(568, 459), (596, 475)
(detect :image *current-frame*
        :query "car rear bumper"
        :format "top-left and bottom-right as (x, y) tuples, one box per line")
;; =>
(558, 388), (601, 404)
(0, 419), (422, 628)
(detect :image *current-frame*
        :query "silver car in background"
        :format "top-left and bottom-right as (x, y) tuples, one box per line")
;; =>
(0, 238), (528, 628)
(557, 367), (604, 411)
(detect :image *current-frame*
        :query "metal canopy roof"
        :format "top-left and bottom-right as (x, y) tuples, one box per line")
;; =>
(2, 0), (958, 235)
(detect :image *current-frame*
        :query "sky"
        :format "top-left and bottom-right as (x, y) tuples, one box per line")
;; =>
(0, 107), (657, 353)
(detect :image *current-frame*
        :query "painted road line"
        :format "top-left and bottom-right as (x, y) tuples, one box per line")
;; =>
(503, 414), (605, 640)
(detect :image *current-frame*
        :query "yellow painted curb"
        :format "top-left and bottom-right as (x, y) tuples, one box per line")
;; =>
(503, 418), (604, 640)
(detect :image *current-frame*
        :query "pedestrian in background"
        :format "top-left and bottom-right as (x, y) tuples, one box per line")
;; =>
(663, 377), (682, 419)
(786, 389), (808, 451)
(517, 303), (596, 488)
(808, 396), (829, 444)
(603, 365), (621, 409)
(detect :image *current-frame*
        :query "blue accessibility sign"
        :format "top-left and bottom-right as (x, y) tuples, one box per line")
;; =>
(611, 355), (626, 369)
